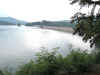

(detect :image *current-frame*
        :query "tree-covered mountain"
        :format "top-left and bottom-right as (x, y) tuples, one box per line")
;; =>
(0, 17), (27, 25)
(0, 20), (14, 25)
(25, 20), (75, 27)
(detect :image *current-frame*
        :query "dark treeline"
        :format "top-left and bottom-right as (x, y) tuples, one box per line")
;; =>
(25, 20), (75, 27)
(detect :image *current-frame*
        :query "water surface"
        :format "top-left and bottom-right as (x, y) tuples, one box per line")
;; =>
(0, 25), (91, 69)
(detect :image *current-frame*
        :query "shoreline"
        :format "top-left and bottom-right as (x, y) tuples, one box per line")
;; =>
(42, 26), (74, 33)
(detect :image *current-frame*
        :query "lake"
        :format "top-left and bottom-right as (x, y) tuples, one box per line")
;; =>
(0, 25), (91, 70)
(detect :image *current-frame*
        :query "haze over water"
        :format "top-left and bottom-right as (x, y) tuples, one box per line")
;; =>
(0, 25), (91, 70)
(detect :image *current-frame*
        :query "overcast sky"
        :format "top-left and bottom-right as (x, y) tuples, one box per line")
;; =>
(0, 0), (80, 22)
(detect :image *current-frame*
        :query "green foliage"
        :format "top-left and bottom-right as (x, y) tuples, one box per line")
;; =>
(0, 70), (4, 75)
(0, 69), (12, 75)
(3, 70), (11, 75)
(64, 50), (96, 73)
(15, 48), (58, 75)
(15, 49), (96, 75)
(91, 49), (100, 64)
(70, 0), (100, 48)
(70, 0), (100, 7)
(16, 60), (36, 75)
(2, 48), (100, 75)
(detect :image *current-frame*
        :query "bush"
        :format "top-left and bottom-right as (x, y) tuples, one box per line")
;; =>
(16, 49), (59, 75)
(64, 50), (96, 74)
(15, 49), (96, 75)
(0, 70), (4, 75)
(92, 49), (100, 64)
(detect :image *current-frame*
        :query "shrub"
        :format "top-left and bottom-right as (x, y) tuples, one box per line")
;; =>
(64, 50), (96, 74)
(0, 48), (95, 75)
(0, 70), (4, 75)
(16, 48), (60, 75)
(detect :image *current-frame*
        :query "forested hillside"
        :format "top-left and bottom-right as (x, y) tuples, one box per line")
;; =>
(25, 20), (75, 27)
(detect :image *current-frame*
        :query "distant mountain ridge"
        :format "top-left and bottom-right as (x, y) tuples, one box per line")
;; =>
(0, 17), (27, 25)
(0, 17), (75, 27)
(0, 20), (15, 25)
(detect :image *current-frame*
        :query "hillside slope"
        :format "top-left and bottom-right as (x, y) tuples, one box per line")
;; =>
(0, 17), (27, 25)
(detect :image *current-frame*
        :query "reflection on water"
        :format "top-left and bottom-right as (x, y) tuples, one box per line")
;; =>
(0, 25), (91, 69)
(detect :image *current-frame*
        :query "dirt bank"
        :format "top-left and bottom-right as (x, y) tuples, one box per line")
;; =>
(43, 26), (74, 33)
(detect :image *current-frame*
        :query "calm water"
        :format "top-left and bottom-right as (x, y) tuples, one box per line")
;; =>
(0, 25), (91, 70)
